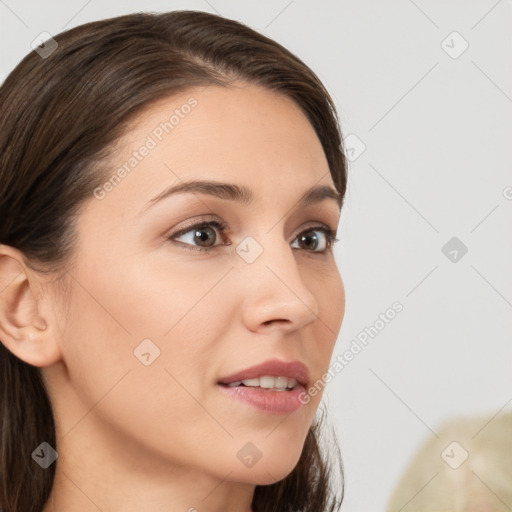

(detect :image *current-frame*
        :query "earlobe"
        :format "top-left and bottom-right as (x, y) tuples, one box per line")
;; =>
(0, 244), (62, 368)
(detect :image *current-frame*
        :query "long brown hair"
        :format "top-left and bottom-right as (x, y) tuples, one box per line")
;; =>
(0, 10), (347, 512)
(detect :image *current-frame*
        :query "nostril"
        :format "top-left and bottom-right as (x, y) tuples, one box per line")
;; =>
(262, 319), (290, 326)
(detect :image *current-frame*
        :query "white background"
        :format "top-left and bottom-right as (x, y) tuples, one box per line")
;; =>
(1, 1), (511, 510)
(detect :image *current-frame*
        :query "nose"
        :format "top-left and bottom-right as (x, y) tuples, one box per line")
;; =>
(238, 235), (320, 334)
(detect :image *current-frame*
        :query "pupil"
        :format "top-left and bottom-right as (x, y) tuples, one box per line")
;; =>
(195, 227), (215, 246)
(301, 231), (318, 250)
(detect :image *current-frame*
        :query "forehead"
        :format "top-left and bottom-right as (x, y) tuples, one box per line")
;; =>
(90, 82), (334, 219)
(119, 81), (327, 168)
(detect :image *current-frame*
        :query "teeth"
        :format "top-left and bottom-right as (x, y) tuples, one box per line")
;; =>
(227, 376), (297, 390)
(288, 378), (297, 388)
(242, 378), (260, 387)
(259, 376), (275, 389)
(274, 376), (290, 389)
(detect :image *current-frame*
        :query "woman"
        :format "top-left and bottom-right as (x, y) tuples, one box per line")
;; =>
(0, 10), (347, 512)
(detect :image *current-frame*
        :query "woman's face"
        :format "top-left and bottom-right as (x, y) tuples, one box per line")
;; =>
(43, 82), (345, 487)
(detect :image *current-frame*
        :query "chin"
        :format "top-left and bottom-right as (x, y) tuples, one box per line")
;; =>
(227, 449), (303, 486)
(232, 466), (297, 486)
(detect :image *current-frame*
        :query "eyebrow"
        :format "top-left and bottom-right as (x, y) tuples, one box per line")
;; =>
(137, 179), (342, 217)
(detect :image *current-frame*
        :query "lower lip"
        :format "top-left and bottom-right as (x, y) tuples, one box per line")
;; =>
(217, 383), (307, 414)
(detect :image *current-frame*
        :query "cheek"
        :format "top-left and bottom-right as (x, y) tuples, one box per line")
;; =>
(63, 255), (235, 391)
(309, 263), (345, 350)
(73, 250), (230, 343)
(302, 265), (345, 400)
(66, 251), (238, 382)
(324, 269), (345, 337)
(57, 258), (242, 466)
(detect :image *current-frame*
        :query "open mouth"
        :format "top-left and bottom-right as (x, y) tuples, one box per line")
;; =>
(217, 371), (307, 414)
(218, 376), (298, 392)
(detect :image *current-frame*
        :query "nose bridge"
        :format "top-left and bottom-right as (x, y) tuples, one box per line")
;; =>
(235, 229), (319, 328)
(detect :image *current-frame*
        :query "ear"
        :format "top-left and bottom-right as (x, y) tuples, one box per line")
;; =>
(0, 244), (62, 367)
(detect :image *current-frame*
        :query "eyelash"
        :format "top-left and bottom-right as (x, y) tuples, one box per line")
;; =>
(168, 219), (339, 254)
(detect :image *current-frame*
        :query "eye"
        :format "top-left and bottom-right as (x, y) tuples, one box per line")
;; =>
(168, 219), (339, 253)
(291, 226), (339, 253)
(169, 220), (230, 252)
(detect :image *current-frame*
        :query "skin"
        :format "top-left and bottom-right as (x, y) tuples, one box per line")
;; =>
(0, 82), (345, 511)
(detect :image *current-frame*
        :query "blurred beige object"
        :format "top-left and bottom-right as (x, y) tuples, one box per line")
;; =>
(386, 411), (512, 511)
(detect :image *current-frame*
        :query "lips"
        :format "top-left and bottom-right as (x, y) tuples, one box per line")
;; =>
(217, 358), (310, 388)
(217, 359), (310, 414)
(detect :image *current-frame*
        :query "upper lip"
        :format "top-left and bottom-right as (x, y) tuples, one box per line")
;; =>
(218, 358), (310, 387)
